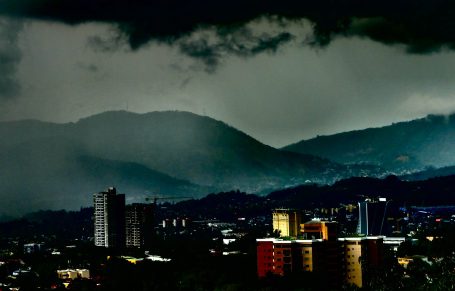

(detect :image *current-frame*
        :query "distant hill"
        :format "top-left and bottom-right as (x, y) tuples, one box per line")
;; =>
(70, 111), (341, 190)
(0, 110), (376, 217)
(266, 174), (455, 210)
(283, 114), (455, 172)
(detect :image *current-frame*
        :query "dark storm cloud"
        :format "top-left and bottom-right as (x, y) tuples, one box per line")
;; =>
(0, 18), (22, 99)
(179, 29), (294, 72)
(2, 0), (455, 56)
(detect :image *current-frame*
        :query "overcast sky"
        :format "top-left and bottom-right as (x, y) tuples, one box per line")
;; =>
(2, 2), (455, 147)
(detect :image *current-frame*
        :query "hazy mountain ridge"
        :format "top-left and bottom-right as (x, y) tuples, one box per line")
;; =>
(0, 110), (378, 217)
(283, 114), (455, 172)
(54, 110), (355, 189)
(0, 135), (204, 216)
(71, 111), (340, 188)
(265, 174), (455, 210)
(14, 108), (455, 221)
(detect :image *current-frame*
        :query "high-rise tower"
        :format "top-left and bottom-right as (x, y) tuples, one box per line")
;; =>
(357, 198), (390, 236)
(93, 187), (125, 248)
(125, 203), (153, 248)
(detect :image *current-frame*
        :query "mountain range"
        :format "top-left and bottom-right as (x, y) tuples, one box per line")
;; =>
(0, 111), (351, 217)
(2, 111), (455, 217)
(283, 114), (455, 172)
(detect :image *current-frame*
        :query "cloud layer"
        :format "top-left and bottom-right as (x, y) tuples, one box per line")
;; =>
(1, 3), (455, 146)
(2, 0), (455, 56)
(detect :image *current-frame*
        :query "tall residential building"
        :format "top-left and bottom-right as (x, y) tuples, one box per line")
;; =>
(93, 187), (125, 248)
(357, 198), (391, 236)
(272, 209), (301, 237)
(125, 203), (153, 248)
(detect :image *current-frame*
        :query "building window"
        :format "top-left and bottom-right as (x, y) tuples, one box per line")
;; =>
(283, 264), (292, 272)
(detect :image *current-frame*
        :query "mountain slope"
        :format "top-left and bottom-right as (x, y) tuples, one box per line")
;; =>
(0, 110), (387, 216)
(283, 114), (455, 171)
(0, 136), (204, 216)
(70, 111), (342, 190)
(0, 110), (372, 217)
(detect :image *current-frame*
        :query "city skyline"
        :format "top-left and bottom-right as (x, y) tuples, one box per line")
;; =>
(3, 2), (455, 290)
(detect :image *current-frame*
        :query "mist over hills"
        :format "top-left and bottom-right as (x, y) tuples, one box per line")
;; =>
(283, 114), (455, 172)
(0, 136), (203, 216)
(2, 110), (455, 217)
(71, 111), (340, 189)
(0, 110), (373, 217)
